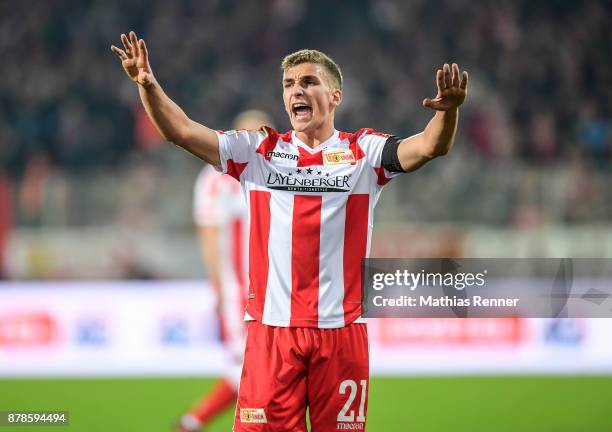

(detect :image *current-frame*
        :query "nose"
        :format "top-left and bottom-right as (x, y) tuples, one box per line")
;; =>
(290, 82), (305, 97)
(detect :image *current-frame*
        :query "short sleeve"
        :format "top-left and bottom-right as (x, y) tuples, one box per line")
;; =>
(216, 129), (264, 180)
(358, 130), (404, 185)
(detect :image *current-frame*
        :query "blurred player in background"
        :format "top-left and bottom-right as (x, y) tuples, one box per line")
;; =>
(112, 31), (467, 431)
(177, 110), (273, 432)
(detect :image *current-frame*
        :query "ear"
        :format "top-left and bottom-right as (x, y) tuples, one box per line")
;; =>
(331, 88), (343, 108)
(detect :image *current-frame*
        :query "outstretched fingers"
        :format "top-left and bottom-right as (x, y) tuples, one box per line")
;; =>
(425, 63), (469, 110)
(442, 62), (468, 91)
(436, 63), (455, 93)
(452, 63), (460, 87)
(110, 45), (127, 60)
(436, 69), (444, 94)
(460, 70), (469, 90)
(443, 63), (452, 89)
(120, 33), (133, 57)
(139, 39), (148, 65)
(129, 31), (140, 58)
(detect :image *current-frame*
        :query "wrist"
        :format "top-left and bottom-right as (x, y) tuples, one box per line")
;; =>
(136, 74), (157, 90)
(437, 107), (458, 122)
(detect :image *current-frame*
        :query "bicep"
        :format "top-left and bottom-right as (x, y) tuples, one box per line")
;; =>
(397, 132), (434, 172)
(178, 120), (221, 166)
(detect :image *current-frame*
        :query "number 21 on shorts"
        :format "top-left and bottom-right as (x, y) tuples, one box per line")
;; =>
(337, 379), (367, 422)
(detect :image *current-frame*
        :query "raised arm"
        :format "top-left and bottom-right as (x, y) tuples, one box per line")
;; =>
(397, 63), (468, 172)
(111, 31), (220, 165)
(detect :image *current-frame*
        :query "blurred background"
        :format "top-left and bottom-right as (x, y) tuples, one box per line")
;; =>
(1, 1), (611, 431)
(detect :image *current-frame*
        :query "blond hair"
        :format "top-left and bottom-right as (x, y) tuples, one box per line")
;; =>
(281, 49), (343, 89)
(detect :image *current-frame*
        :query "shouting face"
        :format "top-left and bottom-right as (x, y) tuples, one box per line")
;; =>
(282, 62), (342, 136)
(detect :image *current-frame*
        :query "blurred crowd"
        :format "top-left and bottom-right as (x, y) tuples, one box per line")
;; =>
(0, 0), (611, 234)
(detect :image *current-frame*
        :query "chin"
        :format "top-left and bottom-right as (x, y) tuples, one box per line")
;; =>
(290, 119), (310, 132)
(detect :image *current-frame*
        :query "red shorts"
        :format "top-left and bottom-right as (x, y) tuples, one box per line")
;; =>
(234, 321), (369, 432)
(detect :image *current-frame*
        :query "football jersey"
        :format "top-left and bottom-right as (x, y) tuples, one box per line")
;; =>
(216, 127), (402, 328)
(194, 164), (248, 352)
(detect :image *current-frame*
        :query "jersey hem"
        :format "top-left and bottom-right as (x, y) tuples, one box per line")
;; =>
(245, 305), (366, 328)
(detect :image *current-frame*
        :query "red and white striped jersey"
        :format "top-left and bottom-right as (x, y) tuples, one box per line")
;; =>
(194, 164), (248, 354)
(216, 127), (402, 328)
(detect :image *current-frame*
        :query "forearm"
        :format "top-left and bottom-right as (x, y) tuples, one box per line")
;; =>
(397, 108), (459, 172)
(137, 79), (220, 164)
(422, 108), (458, 158)
(111, 32), (220, 163)
(138, 79), (191, 144)
(391, 63), (467, 172)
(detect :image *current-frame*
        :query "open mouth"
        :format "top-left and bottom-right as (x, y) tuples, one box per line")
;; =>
(291, 102), (312, 119)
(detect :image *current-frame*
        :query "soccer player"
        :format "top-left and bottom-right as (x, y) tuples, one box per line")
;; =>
(111, 31), (468, 431)
(178, 110), (273, 432)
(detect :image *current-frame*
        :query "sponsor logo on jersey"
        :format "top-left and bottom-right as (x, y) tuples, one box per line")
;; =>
(323, 149), (355, 165)
(240, 408), (267, 423)
(266, 172), (351, 192)
(267, 151), (299, 162)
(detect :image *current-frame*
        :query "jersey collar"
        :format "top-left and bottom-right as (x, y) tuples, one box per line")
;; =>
(292, 130), (339, 153)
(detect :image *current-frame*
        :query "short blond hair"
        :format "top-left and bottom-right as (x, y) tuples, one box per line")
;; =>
(281, 49), (343, 89)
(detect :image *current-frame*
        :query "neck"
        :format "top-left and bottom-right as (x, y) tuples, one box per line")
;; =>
(295, 123), (335, 148)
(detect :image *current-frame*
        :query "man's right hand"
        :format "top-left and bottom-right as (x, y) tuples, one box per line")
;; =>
(111, 31), (154, 87)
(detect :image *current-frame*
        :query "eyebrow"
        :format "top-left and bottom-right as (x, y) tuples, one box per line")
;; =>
(283, 75), (320, 84)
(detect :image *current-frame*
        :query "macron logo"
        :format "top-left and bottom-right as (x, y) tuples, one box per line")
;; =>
(267, 151), (298, 162)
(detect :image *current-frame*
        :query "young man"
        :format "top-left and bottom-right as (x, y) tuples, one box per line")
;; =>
(112, 31), (468, 431)
(178, 110), (273, 432)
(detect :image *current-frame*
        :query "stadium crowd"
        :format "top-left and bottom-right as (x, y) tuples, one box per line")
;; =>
(0, 0), (610, 235)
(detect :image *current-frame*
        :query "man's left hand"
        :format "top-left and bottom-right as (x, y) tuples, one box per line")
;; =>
(423, 63), (468, 111)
